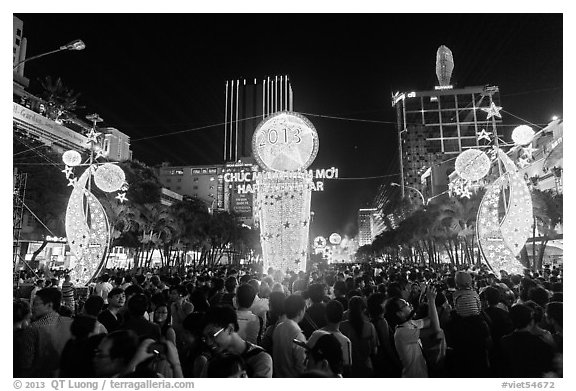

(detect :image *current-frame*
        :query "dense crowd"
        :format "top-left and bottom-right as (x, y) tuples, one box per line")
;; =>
(13, 261), (563, 378)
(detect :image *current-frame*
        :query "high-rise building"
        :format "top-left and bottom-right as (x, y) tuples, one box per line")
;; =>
(358, 208), (378, 246)
(100, 127), (133, 162)
(224, 76), (293, 162)
(392, 84), (502, 203)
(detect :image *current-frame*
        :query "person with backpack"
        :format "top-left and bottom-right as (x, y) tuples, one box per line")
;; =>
(202, 306), (272, 378)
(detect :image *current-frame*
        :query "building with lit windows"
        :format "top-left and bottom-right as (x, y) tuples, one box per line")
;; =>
(392, 85), (502, 204)
(358, 208), (378, 246)
(224, 76), (293, 162)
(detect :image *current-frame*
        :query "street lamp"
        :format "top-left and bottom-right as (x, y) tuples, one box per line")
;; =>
(13, 39), (86, 70)
(391, 182), (427, 206)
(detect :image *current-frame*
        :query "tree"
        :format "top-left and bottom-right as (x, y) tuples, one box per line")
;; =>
(37, 76), (83, 123)
(529, 189), (563, 270)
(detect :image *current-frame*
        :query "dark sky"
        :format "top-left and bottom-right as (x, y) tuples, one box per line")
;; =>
(15, 13), (563, 239)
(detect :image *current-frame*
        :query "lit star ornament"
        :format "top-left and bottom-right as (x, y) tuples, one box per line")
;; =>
(115, 192), (128, 203)
(477, 129), (493, 142)
(62, 166), (74, 178)
(522, 145), (537, 159)
(67, 177), (78, 187)
(481, 102), (503, 120)
(86, 129), (102, 144)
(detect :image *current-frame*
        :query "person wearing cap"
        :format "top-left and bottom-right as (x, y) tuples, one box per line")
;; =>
(294, 334), (344, 377)
(453, 271), (481, 317)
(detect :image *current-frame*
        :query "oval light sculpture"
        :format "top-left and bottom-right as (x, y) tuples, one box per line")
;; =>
(511, 125), (535, 146)
(94, 163), (126, 193)
(62, 150), (82, 167)
(455, 149), (491, 182)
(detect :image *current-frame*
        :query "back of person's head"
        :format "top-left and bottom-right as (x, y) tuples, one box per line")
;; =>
(189, 290), (209, 313)
(455, 271), (472, 288)
(325, 300), (344, 324)
(71, 314), (98, 339)
(36, 287), (61, 312)
(482, 286), (501, 306)
(384, 297), (404, 328)
(150, 292), (166, 308)
(236, 283), (257, 309)
(268, 291), (286, 320)
(225, 276), (238, 293)
(183, 312), (206, 334)
(135, 274), (146, 286)
(207, 354), (247, 378)
(247, 279), (260, 293)
(101, 274), (110, 283)
(310, 333), (344, 376)
(150, 275), (160, 287)
(284, 294), (306, 320)
(204, 305), (239, 332)
(124, 284), (144, 298)
(114, 276), (124, 286)
(524, 300), (545, 323)
(127, 294), (148, 317)
(212, 277), (225, 291)
(84, 295), (105, 316)
(239, 274), (251, 285)
(546, 302), (562, 328)
(348, 296), (366, 337)
(519, 278), (538, 301)
(386, 282), (402, 299)
(105, 330), (139, 363)
(170, 284), (188, 297)
(13, 298), (31, 323)
(308, 283), (325, 304)
(528, 286), (550, 307)
(333, 280), (346, 296)
(366, 292), (385, 320)
(509, 304), (534, 330)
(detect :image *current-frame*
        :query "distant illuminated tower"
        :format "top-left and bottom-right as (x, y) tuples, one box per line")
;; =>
(224, 76), (293, 162)
(436, 45), (454, 87)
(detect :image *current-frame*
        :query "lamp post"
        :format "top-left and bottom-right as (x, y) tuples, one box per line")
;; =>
(391, 182), (426, 206)
(13, 39), (86, 70)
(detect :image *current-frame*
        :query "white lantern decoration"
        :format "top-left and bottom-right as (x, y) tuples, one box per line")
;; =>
(455, 149), (491, 182)
(62, 150), (82, 167)
(94, 163), (126, 193)
(511, 125), (535, 146)
(329, 233), (342, 245)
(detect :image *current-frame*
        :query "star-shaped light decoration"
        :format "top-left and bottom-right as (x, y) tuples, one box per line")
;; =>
(115, 192), (128, 203)
(477, 129), (493, 142)
(62, 166), (74, 178)
(460, 187), (472, 199)
(517, 157), (530, 168)
(86, 129), (102, 144)
(283, 221), (291, 228)
(522, 145), (537, 159)
(481, 102), (503, 120)
(67, 177), (78, 187)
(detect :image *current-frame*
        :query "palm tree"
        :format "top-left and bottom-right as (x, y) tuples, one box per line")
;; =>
(529, 189), (562, 270)
(38, 76), (82, 123)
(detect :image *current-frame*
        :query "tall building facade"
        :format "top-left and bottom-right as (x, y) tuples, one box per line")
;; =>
(392, 85), (502, 203)
(358, 208), (378, 246)
(224, 76), (293, 162)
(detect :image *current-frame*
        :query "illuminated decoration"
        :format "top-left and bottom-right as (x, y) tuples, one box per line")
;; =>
(313, 236), (327, 249)
(62, 150), (82, 166)
(521, 144), (537, 159)
(511, 125), (535, 146)
(252, 111), (319, 172)
(115, 192), (128, 203)
(65, 169), (110, 285)
(94, 163), (126, 193)
(255, 173), (312, 273)
(481, 102), (503, 120)
(455, 149), (491, 182)
(477, 129), (493, 142)
(62, 114), (128, 285)
(436, 45), (454, 87)
(477, 149), (533, 277)
(329, 233), (342, 245)
(517, 157), (530, 168)
(253, 112), (318, 273)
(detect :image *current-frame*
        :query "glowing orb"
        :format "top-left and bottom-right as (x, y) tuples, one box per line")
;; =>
(62, 150), (82, 167)
(511, 125), (535, 146)
(252, 112), (319, 172)
(455, 149), (491, 182)
(313, 236), (327, 249)
(329, 233), (342, 245)
(94, 163), (125, 192)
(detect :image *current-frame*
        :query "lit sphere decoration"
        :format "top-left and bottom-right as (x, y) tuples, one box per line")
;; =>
(455, 149), (491, 182)
(329, 233), (342, 245)
(511, 125), (535, 146)
(94, 163), (126, 192)
(314, 236), (327, 249)
(62, 150), (82, 167)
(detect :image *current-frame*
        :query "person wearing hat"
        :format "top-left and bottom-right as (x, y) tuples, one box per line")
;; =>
(294, 334), (344, 377)
(453, 271), (481, 317)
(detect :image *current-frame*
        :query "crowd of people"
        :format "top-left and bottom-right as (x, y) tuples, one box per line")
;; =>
(13, 260), (563, 378)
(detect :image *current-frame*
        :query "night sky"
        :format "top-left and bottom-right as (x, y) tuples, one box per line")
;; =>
(14, 13), (563, 239)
